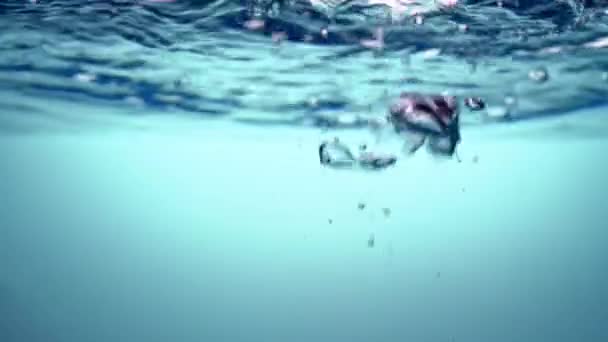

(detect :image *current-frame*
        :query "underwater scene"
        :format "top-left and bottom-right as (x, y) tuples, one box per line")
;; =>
(1, 0), (608, 341)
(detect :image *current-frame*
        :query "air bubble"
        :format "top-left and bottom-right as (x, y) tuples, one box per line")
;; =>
(528, 67), (549, 83)
(464, 97), (485, 111)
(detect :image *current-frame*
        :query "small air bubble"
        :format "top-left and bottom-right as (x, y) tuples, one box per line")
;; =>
(464, 97), (485, 111)
(321, 27), (329, 39)
(528, 67), (549, 83)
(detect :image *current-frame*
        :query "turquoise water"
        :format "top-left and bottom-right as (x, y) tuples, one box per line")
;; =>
(1, 1), (608, 341)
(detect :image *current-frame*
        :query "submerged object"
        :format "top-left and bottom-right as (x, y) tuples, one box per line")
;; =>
(388, 92), (461, 157)
(319, 138), (397, 170)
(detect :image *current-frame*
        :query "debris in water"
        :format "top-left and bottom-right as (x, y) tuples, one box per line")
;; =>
(367, 234), (375, 248)
(472, 155), (479, 163)
(357, 202), (366, 210)
(436, 272), (441, 278)
(328, 218), (333, 224)
(388, 92), (461, 157)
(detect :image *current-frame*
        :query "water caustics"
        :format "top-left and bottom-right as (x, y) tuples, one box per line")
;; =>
(1, 0), (608, 133)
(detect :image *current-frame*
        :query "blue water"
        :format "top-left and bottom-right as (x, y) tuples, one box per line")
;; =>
(1, 1), (608, 341)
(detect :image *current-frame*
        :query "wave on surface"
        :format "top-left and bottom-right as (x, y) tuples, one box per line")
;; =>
(1, 0), (608, 132)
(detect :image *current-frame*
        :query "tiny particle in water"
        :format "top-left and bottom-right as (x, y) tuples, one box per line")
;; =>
(328, 218), (333, 224)
(321, 27), (328, 39)
(382, 208), (391, 217)
(461, 187), (466, 192)
(437, 272), (441, 278)
(472, 155), (479, 163)
(528, 67), (549, 83)
(358, 202), (366, 210)
(367, 234), (375, 248)
(359, 144), (367, 151)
